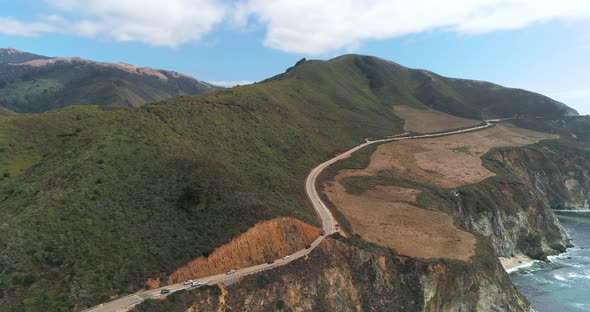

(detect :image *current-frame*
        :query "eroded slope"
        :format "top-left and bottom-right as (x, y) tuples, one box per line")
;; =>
(166, 217), (319, 285)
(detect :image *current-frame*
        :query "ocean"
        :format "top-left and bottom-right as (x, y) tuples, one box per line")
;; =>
(510, 211), (590, 312)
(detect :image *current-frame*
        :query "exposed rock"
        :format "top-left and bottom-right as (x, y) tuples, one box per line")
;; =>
(490, 145), (590, 210)
(133, 238), (532, 312)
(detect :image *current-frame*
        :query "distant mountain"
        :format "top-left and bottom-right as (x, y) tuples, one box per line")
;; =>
(0, 48), (49, 64)
(0, 48), (218, 113)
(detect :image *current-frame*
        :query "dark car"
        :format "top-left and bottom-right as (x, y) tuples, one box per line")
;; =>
(267, 259), (275, 264)
(160, 289), (170, 295)
(321, 229), (326, 236)
(305, 244), (311, 249)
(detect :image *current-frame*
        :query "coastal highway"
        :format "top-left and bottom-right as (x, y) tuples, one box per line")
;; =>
(84, 119), (504, 312)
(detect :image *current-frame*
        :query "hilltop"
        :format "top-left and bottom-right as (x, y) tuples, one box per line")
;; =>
(0, 54), (580, 311)
(0, 48), (218, 113)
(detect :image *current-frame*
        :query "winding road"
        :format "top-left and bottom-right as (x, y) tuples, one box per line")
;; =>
(84, 119), (505, 312)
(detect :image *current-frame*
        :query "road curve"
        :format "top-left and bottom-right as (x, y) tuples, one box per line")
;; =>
(84, 119), (504, 312)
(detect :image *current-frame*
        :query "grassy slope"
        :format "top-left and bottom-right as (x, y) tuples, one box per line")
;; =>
(0, 56), (404, 311)
(0, 54), (575, 311)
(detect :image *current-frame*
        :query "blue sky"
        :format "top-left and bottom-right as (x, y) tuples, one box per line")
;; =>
(1, 0), (589, 113)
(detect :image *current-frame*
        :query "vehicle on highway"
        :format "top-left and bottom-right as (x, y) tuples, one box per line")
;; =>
(182, 279), (193, 285)
(282, 255), (290, 260)
(267, 259), (275, 264)
(305, 244), (311, 249)
(226, 269), (236, 275)
(191, 281), (202, 287)
(160, 289), (170, 295)
(321, 229), (325, 236)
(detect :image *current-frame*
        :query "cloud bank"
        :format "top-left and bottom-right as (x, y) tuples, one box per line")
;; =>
(1, 0), (590, 53)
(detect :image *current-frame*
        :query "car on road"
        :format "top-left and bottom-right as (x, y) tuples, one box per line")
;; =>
(305, 244), (311, 249)
(183, 279), (193, 285)
(321, 229), (325, 236)
(282, 255), (290, 260)
(160, 289), (170, 295)
(191, 281), (202, 287)
(226, 269), (236, 275)
(267, 259), (275, 264)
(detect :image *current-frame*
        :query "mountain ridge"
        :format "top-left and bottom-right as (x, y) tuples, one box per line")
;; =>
(0, 48), (219, 113)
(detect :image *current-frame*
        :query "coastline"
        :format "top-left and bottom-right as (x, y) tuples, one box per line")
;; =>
(499, 255), (537, 273)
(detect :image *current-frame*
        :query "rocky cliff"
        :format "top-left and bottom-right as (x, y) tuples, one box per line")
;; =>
(440, 140), (582, 261)
(452, 140), (590, 260)
(454, 174), (570, 261)
(489, 143), (590, 210)
(133, 237), (532, 312)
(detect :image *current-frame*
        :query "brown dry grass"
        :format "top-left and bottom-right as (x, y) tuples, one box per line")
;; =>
(376, 124), (557, 188)
(322, 124), (557, 261)
(165, 217), (319, 286)
(324, 181), (476, 261)
(394, 105), (481, 133)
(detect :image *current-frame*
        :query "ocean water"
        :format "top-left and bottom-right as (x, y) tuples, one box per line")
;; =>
(511, 211), (590, 312)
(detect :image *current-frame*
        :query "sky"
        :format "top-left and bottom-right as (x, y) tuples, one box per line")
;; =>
(0, 0), (589, 113)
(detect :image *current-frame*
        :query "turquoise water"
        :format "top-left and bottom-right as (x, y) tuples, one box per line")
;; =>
(511, 211), (590, 311)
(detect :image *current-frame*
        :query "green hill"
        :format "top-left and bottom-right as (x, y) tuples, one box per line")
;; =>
(0, 54), (576, 311)
(0, 48), (218, 113)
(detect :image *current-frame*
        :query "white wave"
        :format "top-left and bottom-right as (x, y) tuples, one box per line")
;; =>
(567, 272), (590, 280)
(554, 274), (568, 282)
(506, 260), (539, 274)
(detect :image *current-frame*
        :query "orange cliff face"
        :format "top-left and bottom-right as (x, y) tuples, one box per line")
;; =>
(164, 217), (320, 286)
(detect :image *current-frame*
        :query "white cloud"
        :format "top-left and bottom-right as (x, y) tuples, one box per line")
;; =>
(0, 0), (226, 47)
(1, 1), (590, 51)
(209, 80), (256, 88)
(235, 0), (590, 54)
(0, 16), (61, 36)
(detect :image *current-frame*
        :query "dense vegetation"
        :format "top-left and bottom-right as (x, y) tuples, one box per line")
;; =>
(0, 49), (217, 113)
(0, 54), (576, 311)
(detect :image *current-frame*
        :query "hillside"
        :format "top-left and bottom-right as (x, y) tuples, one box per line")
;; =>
(0, 48), (49, 64)
(0, 54), (579, 311)
(0, 48), (218, 113)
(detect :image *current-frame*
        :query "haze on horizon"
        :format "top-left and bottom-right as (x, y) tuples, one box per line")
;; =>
(0, 0), (589, 113)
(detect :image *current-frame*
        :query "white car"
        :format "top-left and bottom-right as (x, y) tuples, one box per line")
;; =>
(191, 281), (202, 287)
(282, 255), (290, 260)
(182, 279), (193, 285)
(226, 269), (236, 275)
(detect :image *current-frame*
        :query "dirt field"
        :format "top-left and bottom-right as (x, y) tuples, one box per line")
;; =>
(370, 124), (557, 188)
(394, 105), (481, 133)
(323, 124), (556, 261)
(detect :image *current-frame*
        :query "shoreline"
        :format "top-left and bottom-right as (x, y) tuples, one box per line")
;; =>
(499, 255), (537, 273)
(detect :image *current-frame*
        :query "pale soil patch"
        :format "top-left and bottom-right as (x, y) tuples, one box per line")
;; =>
(394, 105), (481, 133)
(322, 123), (556, 261)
